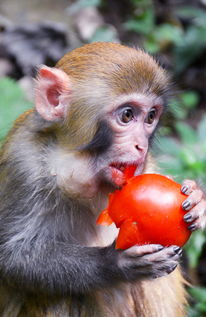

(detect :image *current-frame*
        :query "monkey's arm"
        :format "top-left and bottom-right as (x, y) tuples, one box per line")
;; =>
(0, 233), (181, 296)
(0, 183), (181, 297)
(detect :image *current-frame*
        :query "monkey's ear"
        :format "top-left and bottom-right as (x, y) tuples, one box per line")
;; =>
(35, 65), (71, 121)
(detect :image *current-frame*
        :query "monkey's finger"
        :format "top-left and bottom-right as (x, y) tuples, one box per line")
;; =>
(181, 179), (198, 195)
(123, 244), (164, 258)
(187, 215), (206, 231)
(184, 200), (206, 223)
(182, 189), (203, 211)
(144, 245), (182, 262)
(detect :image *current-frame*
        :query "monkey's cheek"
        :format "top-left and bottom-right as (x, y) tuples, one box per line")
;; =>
(60, 178), (98, 198)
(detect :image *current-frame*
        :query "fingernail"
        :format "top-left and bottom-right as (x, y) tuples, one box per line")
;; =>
(177, 249), (183, 256)
(167, 264), (177, 273)
(157, 245), (164, 251)
(184, 214), (192, 222)
(173, 246), (181, 254)
(181, 185), (188, 194)
(188, 223), (196, 231)
(182, 200), (191, 210)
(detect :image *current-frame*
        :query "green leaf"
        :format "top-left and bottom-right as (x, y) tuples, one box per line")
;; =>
(185, 231), (205, 268)
(196, 302), (206, 312)
(169, 92), (199, 120)
(177, 6), (206, 27)
(89, 26), (117, 43)
(179, 148), (197, 166)
(0, 77), (33, 141)
(174, 26), (206, 73)
(68, 0), (101, 14)
(158, 158), (183, 178)
(189, 286), (206, 303)
(187, 305), (204, 317)
(197, 115), (206, 142)
(144, 24), (183, 53)
(175, 122), (197, 144)
(158, 126), (172, 136)
(169, 98), (188, 120)
(156, 137), (181, 156)
(144, 39), (160, 54)
(124, 8), (154, 35)
(153, 24), (183, 45)
(131, 0), (152, 6)
(181, 91), (199, 109)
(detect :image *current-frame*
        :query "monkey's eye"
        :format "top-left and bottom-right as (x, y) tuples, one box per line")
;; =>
(119, 107), (134, 124)
(145, 108), (157, 124)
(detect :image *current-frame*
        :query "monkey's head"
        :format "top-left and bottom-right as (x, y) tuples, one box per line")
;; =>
(35, 42), (170, 190)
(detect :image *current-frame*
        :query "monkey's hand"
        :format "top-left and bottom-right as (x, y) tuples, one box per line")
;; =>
(182, 180), (206, 231)
(117, 244), (182, 281)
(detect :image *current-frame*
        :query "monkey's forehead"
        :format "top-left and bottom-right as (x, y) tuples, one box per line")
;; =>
(56, 42), (169, 97)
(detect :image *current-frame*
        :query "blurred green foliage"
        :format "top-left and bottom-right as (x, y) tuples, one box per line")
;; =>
(123, 0), (206, 74)
(72, 0), (206, 79)
(0, 78), (33, 142)
(89, 26), (118, 43)
(169, 91), (199, 121)
(188, 287), (206, 317)
(69, 0), (102, 14)
(157, 115), (206, 184)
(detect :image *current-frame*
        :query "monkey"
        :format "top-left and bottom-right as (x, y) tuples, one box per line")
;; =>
(0, 42), (205, 317)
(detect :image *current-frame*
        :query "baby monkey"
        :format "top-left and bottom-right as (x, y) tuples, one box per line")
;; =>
(0, 42), (205, 317)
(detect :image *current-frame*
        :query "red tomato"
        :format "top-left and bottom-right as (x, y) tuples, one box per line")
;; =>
(97, 174), (191, 249)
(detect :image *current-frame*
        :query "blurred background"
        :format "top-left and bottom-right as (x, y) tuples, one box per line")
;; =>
(0, 0), (206, 315)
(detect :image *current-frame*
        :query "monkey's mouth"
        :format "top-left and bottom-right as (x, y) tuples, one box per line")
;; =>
(110, 162), (128, 172)
(109, 162), (137, 186)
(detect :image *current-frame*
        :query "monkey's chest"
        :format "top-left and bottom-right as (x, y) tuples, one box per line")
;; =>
(5, 271), (184, 317)
(91, 223), (119, 247)
(12, 287), (137, 317)
(14, 295), (101, 317)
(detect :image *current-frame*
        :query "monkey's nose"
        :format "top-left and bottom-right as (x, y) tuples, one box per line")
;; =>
(135, 144), (144, 152)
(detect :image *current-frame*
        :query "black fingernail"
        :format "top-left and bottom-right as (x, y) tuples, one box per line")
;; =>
(188, 223), (196, 231)
(167, 264), (177, 273)
(181, 185), (188, 194)
(178, 249), (183, 256)
(184, 214), (192, 222)
(173, 246), (181, 254)
(182, 200), (191, 210)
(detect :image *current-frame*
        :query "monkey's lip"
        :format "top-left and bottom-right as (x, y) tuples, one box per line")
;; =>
(109, 162), (138, 186)
(109, 162), (129, 173)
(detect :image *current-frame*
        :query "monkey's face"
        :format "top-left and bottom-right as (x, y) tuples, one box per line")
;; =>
(96, 93), (163, 188)
(34, 43), (169, 197)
